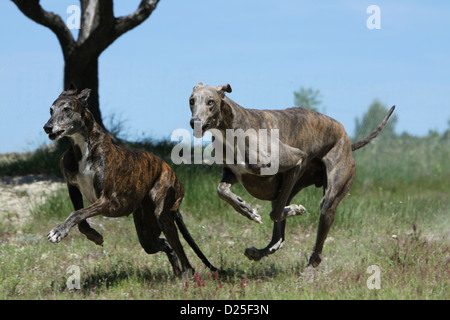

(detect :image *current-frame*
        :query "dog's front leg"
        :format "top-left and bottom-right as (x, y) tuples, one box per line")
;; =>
(48, 198), (109, 243)
(217, 167), (262, 223)
(245, 218), (286, 261)
(68, 184), (104, 246)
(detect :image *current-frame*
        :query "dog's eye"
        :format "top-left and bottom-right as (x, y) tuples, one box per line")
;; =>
(63, 107), (72, 113)
(189, 98), (195, 105)
(208, 100), (215, 107)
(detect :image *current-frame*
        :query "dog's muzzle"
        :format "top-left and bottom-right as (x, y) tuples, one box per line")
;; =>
(189, 118), (200, 129)
(43, 123), (64, 141)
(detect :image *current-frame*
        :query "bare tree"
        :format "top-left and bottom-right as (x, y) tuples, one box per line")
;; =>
(12, 0), (160, 130)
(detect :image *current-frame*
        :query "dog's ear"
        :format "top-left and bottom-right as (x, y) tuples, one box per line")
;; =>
(77, 88), (91, 104)
(60, 82), (78, 97)
(216, 84), (232, 98)
(68, 82), (77, 92)
(193, 82), (204, 91)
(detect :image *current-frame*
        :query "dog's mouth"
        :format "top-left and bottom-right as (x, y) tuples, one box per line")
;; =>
(192, 122), (210, 138)
(48, 130), (65, 141)
(201, 123), (210, 136)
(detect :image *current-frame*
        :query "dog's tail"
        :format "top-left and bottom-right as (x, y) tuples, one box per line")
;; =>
(175, 211), (221, 273)
(351, 106), (396, 151)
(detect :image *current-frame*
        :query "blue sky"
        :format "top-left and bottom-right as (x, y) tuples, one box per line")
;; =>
(0, 0), (449, 153)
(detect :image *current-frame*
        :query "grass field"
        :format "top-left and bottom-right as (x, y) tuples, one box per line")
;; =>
(0, 134), (448, 300)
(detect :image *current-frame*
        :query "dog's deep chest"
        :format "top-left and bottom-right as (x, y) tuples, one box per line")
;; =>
(71, 138), (100, 204)
(76, 157), (98, 204)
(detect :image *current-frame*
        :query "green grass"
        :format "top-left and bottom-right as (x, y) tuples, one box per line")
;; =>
(0, 134), (448, 300)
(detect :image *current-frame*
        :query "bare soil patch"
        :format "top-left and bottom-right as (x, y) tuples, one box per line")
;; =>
(0, 174), (65, 227)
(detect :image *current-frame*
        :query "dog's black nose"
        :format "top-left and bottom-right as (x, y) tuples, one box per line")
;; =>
(190, 118), (201, 129)
(43, 123), (53, 134)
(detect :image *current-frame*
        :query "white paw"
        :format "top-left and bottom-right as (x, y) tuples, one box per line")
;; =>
(47, 225), (68, 243)
(251, 211), (263, 224)
(284, 204), (306, 217)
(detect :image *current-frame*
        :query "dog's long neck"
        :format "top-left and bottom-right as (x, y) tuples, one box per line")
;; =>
(69, 110), (106, 162)
(219, 97), (247, 131)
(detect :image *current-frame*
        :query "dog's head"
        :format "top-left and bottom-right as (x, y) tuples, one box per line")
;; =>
(189, 82), (232, 138)
(43, 87), (92, 141)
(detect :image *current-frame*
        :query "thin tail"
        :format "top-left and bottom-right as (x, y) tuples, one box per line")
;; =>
(351, 106), (395, 151)
(175, 211), (220, 273)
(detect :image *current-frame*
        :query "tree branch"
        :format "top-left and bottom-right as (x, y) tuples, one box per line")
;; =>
(115, 0), (159, 38)
(11, 0), (75, 57)
(78, 0), (115, 45)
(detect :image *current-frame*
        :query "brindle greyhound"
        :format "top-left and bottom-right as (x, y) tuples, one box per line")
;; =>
(44, 87), (218, 276)
(189, 82), (395, 267)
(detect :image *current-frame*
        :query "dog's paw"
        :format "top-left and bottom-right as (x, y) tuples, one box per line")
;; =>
(251, 211), (263, 224)
(236, 197), (262, 224)
(47, 224), (69, 243)
(244, 247), (264, 261)
(242, 205), (262, 224)
(308, 252), (322, 268)
(93, 235), (104, 246)
(284, 204), (306, 217)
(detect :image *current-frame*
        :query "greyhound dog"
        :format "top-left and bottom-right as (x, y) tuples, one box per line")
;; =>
(189, 82), (395, 267)
(43, 87), (218, 276)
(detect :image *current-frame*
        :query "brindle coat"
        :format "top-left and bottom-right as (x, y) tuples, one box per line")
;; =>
(44, 88), (218, 276)
(189, 82), (395, 267)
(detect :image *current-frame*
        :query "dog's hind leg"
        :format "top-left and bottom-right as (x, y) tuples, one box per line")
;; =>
(308, 140), (356, 267)
(68, 185), (104, 246)
(133, 204), (182, 276)
(150, 176), (194, 276)
(158, 209), (195, 275)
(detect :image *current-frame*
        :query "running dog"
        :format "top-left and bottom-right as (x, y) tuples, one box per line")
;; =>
(44, 87), (218, 276)
(189, 82), (395, 267)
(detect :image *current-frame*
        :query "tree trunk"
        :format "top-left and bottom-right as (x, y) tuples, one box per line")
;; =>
(64, 52), (104, 129)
